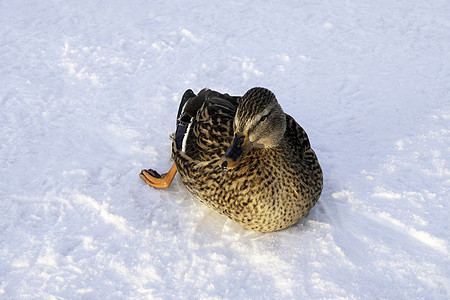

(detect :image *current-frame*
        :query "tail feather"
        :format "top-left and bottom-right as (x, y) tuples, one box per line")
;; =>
(174, 89), (240, 151)
(175, 89), (197, 150)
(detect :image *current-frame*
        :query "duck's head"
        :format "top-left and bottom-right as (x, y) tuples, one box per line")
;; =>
(220, 87), (286, 170)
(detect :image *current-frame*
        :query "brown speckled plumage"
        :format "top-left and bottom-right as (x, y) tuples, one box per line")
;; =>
(169, 87), (323, 232)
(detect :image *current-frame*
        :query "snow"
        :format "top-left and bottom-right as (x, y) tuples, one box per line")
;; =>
(1, 0), (449, 298)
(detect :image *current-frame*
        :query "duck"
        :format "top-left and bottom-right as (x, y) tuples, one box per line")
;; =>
(140, 87), (323, 232)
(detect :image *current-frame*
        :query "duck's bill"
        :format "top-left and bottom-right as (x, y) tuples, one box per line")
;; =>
(220, 133), (251, 170)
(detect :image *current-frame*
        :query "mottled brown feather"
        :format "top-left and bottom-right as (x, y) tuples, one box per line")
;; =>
(172, 88), (323, 232)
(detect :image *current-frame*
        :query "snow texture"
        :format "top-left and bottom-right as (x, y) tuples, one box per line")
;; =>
(1, 1), (449, 299)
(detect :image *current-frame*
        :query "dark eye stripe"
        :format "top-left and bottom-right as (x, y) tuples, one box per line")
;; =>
(260, 114), (268, 122)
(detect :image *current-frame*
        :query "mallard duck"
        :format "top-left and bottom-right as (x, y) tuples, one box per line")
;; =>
(140, 87), (323, 232)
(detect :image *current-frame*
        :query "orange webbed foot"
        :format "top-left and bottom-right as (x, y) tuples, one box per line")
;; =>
(140, 163), (178, 189)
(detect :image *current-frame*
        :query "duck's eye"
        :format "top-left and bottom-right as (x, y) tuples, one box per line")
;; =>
(260, 115), (268, 122)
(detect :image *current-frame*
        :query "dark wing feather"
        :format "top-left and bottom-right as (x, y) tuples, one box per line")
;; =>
(175, 89), (239, 161)
(283, 114), (311, 157)
(284, 113), (323, 202)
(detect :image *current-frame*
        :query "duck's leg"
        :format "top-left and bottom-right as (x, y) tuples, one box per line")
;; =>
(140, 163), (177, 189)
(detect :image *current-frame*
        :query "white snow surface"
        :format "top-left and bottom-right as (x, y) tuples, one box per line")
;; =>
(1, 1), (449, 299)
